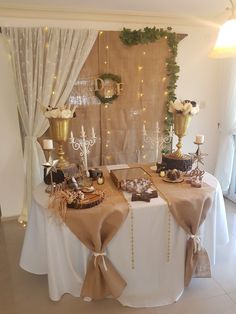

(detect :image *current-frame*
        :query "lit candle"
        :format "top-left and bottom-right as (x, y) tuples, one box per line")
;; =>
(43, 139), (53, 150)
(195, 134), (204, 144)
(92, 127), (95, 139)
(159, 171), (166, 177)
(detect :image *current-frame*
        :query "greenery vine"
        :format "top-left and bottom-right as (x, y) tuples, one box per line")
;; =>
(95, 73), (122, 104)
(120, 27), (180, 153)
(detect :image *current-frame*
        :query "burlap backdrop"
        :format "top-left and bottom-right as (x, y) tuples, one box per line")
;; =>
(43, 31), (185, 167)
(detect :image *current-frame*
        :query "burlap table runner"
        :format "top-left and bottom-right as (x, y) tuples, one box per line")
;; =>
(49, 167), (129, 300)
(142, 165), (215, 286)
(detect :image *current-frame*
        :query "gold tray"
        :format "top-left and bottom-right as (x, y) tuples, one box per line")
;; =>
(162, 177), (184, 183)
(110, 167), (151, 188)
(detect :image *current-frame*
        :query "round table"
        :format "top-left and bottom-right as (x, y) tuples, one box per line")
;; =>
(20, 170), (229, 307)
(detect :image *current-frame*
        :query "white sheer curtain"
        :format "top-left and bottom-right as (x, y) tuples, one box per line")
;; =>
(215, 59), (236, 194)
(2, 27), (98, 222)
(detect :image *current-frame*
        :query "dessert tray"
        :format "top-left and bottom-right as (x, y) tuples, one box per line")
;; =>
(110, 167), (151, 189)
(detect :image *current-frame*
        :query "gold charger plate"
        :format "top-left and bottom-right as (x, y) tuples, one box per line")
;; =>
(162, 177), (184, 183)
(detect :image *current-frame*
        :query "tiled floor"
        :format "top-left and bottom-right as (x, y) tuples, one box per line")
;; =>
(1, 198), (236, 314)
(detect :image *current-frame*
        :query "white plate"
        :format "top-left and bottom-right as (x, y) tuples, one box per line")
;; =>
(150, 166), (157, 171)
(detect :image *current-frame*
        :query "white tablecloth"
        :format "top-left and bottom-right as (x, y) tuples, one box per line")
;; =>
(20, 170), (229, 308)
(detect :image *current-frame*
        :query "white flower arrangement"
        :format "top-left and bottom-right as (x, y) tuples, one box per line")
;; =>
(168, 99), (199, 116)
(41, 104), (77, 119)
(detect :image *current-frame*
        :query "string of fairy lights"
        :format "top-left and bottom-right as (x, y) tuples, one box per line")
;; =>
(6, 26), (61, 113)
(137, 50), (147, 162)
(139, 40), (169, 163)
(99, 31), (112, 164)
(98, 32), (171, 164)
(6, 27), (171, 164)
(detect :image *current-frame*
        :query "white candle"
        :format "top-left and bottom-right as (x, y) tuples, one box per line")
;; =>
(81, 125), (85, 137)
(195, 134), (204, 144)
(156, 121), (159, 162)
(82, 137), (89, 177)
(70, 131), (74, 139)
(43, 139), (53, 150)
(92, 127), (95, 139)
(143, 123), (146, 135)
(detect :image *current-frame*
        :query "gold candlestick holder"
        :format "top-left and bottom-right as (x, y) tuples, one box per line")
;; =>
(194, 142), (202, 165)
(191, 142), (208, 170)
(187, 141), (208, 187)
(42, 148), (58, 194)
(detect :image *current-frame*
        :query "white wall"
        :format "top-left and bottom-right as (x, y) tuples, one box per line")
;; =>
(174, 25), (221, 173)
(0, 14), (221, 217)
(0, 36), (24, 218)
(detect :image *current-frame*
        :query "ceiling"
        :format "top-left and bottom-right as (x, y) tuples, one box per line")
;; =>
(0, 0), (231, 20)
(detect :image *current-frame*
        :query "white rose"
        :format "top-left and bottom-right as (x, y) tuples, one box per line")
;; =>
(191, 105), (199, 115)
(174, 100), (184, 111)
(51, 108), (61, 118)
(44, 110), (52, 118)
(183, 102), (192, 115)
(61, 109), (73, 118)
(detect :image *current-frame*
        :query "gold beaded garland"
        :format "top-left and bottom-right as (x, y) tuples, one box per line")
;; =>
(167, 210), (171, 262)
(129, 205), (135, 270)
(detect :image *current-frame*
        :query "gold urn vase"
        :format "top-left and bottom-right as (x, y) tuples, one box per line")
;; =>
(49, 118), (72, 168)
(173, 113), (192, 158)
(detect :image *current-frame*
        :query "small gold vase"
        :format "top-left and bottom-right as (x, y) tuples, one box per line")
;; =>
(173, 113), (192, 158)
(49, 118), (72, 168)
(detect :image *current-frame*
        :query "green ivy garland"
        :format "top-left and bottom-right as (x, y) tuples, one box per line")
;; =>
(95, 73), (122, 104)
(120, 27), (180, 153)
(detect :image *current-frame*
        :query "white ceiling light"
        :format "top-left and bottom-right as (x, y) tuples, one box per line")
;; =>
(211, 0), (236, 58)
